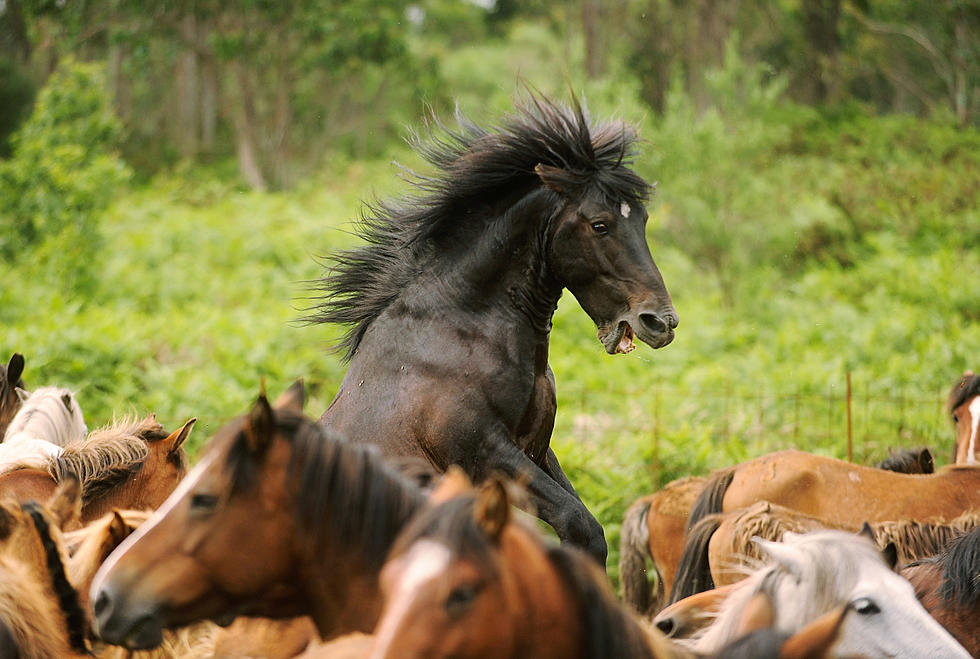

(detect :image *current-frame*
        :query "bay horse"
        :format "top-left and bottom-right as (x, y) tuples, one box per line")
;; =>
(687, 450), (980, 535)
(0, 352), (25, 437)
(365, 475), (685, 659)
(90, 382), (427, 650)
(949, 371), (980, 465)
(0, 414), (193, 528)
(901, 524), (980, 656)
(670, 501), (980, 601)
(311, 94), (677, 565)
(657, 530), (969, 657)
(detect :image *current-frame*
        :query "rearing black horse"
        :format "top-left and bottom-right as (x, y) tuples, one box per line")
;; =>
(311, 95), (677, 564)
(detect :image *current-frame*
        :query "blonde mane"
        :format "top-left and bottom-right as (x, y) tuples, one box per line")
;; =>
(0, 556), (82, 658)
(3, 386), (87, 447)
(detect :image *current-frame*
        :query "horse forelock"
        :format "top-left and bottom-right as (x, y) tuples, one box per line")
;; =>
(948, 373), (980, 415)
(938, 525), (980, 609)
(223, 411), (426, 571)
(4, 387), (84, 446)
(306, 92), (652, 360)
(388, 496), (499, 571)
(546, 545), (659, 659)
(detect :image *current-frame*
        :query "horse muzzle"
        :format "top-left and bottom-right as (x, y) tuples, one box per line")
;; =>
(92, 586), (165, 650)
(599, 308), (677, 354)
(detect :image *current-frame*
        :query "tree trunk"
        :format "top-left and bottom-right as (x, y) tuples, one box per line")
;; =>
(582, 0), (605, 79)
(0, 0), (32, 63)
(175, 12), (200, 158)
(801, 0), (842, 104)
(271, 25), (291, 188)
(231, 61), (267, 191)
(200, 53), (218, 156)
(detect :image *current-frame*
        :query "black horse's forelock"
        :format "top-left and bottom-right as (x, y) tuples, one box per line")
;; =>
(223, 411), (426, 572)
(306, 92), (652, 361)
(948, 373), (980, 416)
(938, 525), (980, 609)
(21, 502), (89, 654)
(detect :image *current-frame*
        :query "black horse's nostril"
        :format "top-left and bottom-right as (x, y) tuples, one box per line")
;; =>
(655, 617), (676, 636)
(638, 312), (669, 335)
(93, 590), (111, 619)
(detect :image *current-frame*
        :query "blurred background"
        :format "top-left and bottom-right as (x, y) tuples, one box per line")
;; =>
(1, 0), (978, 578)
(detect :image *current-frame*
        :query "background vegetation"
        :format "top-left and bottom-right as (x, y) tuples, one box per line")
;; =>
(1, 0), (979, 583)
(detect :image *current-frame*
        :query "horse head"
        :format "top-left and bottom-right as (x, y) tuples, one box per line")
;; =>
(949, 371), (980, 465)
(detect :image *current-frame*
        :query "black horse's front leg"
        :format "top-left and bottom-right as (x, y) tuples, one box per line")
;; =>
(471, 436), (608, 567)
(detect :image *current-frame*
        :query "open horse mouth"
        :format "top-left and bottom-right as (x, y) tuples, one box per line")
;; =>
(599, 321), (636, 354)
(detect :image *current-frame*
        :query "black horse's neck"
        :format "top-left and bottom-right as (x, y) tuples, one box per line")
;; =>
(414, 185), (564, 339)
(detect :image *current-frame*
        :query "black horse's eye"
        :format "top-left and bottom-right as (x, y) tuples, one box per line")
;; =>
(590, 221), (609, 235)
(853, 597), (880, 615)
(189, 493), (219, 513)
(445, 583), (481, 619)
(953, 413), (959, 423)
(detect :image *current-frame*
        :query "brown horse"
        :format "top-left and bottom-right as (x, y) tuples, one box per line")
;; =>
(949, 371), (980, 465)
(0, 414), (193, 528)
(366, 475), (685, 659)
(902, 524), (980, 657)
(91, 382), (427, 650)
(671, 501), (980, 602)
(619, 475), (705, 616)
(687, 450), (980, 535)
(312, 94), (677, 565)
(0, 352), (25, 437)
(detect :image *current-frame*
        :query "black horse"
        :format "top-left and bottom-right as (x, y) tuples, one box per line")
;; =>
(310, 95), (677, 564)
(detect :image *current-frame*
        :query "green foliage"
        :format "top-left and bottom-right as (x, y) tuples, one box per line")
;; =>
(0, 56), (37, 157)
(0, 58), (130, 290)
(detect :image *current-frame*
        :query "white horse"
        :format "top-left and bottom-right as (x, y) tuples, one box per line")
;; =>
(672, 529), (970, 658)
(0, 386), (87, 471)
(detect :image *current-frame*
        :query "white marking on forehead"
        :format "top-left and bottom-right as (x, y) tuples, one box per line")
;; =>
(369, 540), (451, 659)
(89, 449), (219, 601)
(967, 397), (980, 465)
(620, 202), (630, 218)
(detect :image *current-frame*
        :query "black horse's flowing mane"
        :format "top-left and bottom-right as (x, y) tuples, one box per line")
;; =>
(390, 494), (657, 659)
(937, 525), (980, 609)
(225, 410), (426, 571)
(308, 93), (652, 360)
(948, 372), (980, 416)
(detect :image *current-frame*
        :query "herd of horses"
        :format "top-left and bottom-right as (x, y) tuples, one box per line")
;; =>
(2, 95), (980, 658)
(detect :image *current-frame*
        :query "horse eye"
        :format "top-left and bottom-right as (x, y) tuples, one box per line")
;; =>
(853, 597), (880, 615)
(953, 413), (959, 423)
(445, 583), (481, 618)
(189, 493), (219, 513)
(590, 221), (609, 235)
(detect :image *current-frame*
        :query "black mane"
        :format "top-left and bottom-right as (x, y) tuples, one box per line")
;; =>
(948, 372), (980, 416)
(874, 447), (934, 474)
(307, 93), (652, 360)
(938, 525), (980, 609)
(225, 411), (426, 571)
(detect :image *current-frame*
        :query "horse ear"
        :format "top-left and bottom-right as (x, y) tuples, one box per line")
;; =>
(474, 478), (510, 543)
(49, 474), (82, 529)
(779, 604), (850, 659)
(919, 448), (934, 474)
(881, 542), (899, 571)
(273, 380), (305, 414)
(754, 537), (805, 578)
(245, 394), (276, 455)
(166, 418), (196, 455)
(6, 353), (24, 384)
(534, 163), (578, 198)
(15, 387), (29, 402)
(108, 510), (131, 546)
(856, 521), (876, 543)
(734, 590), (775, 637)
(429, 466), (472, 504)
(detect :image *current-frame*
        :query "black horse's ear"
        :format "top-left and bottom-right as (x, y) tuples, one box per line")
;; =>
(273, 380), (305, 414)
(882, 542), (899, 571)
(245, 394), (276, 455)
(919, 448), (935, 474)
(534, 163), (578, 199)
(474, 478), (510, 543)
(7, 353), (24, 384)
(61, 392), (74, 413)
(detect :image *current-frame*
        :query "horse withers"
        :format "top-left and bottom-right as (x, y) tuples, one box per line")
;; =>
(312, 93), (676, 565)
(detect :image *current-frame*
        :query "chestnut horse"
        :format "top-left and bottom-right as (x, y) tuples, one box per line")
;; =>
(0, 352), (25, 436)
(949, 371), (980, 465)
(312, 94), (677, 565)
(670, 501), (980, 601)
(366, 476), (684, 659)
(0, 414), (193, 528)
(656, 530), (969, 657)
(902, 525), (980, 657)
(687, 450), (980, 536)
(90, 383), (427, 650)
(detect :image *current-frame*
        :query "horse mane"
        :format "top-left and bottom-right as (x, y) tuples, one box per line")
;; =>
(547, 545), (663, 659)
(874, 447), (933, 474)
(872, 512), (980, 564)
(307, 92), (652, 360)
(0, 557), (70, 657)
(224, 411), (426, 571)
(948, 372), (980, 415)
(47, 415), (165, 503)
(935, 525), (980, 609)
(3, 386), (85, 446)
(669, 514), (722, 604)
